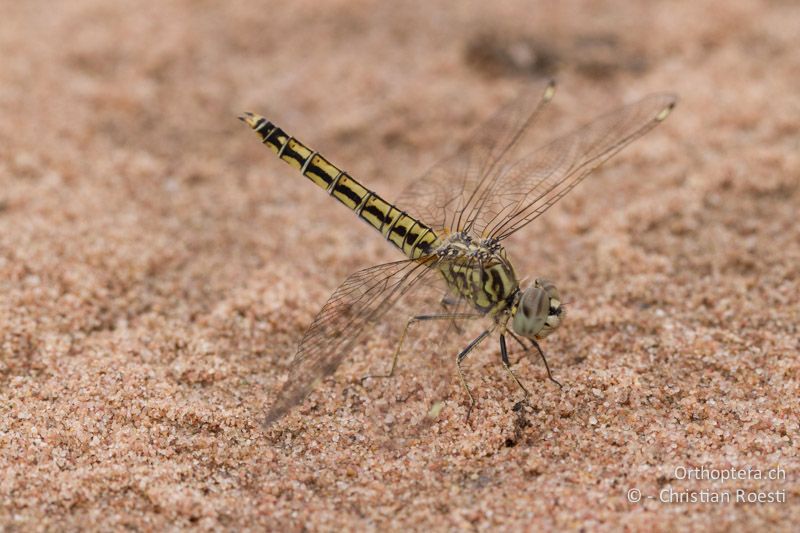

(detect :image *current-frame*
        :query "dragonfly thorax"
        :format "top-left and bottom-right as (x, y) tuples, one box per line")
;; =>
(436, 232), (519, 315)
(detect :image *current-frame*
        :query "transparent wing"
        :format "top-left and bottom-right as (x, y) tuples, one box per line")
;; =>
(478, 93), (677, 240)
(395, 80), (556, 235)
(264, 256), (439, 427)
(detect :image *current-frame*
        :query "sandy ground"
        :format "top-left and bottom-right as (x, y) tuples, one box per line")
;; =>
(1, 0), (799, 530)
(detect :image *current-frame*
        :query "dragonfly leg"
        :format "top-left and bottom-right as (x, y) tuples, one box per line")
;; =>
(500, 334), (530, 397)
(361, 312), (481, 383)
(456, 329), (491, 422)
(507, 331), (530, 365)
(531, 338), (563, 389)
(440, 295), (464, 334)
(507, 331), (562, 388)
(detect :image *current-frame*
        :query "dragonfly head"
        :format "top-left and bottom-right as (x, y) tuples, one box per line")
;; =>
(511, 278), (564, 339)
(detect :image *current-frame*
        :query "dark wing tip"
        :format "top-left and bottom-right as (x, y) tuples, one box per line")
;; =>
(656, 101), (676, 122)
(262, 409), (285, 429)
(262, 396), (294, 429)
(543, 78), (557, 101)
(649, 92), (679, 122)
(260, 377), (318, 429)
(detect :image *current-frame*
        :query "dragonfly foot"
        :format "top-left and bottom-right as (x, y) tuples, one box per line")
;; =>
(464, 398), (475, 424)
(359, 372), (393, 386)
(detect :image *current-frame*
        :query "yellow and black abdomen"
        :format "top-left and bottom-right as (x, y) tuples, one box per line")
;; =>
(241, 113), (439, 260)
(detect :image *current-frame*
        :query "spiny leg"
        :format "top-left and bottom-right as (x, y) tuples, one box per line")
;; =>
(500, 334), (530, 397)
(361, 312), (482, 383)
(440, 294), (464, 334)
(531, 337), (563, 388)
(440, 295), (460, 307)
(507, 331), (563, 388)
(457, 329), (492, 422)
(508, 330), (529, 364)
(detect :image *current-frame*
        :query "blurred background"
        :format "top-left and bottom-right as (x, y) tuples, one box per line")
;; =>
(1, 0), (798, 530)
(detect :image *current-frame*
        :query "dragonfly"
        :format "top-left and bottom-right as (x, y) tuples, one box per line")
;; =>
(240, 81), (676, 427)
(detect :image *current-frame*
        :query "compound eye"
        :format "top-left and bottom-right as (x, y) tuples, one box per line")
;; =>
(534, 288), (550, 319)
(535, 278), (560, 303)
(523, 287), (549, 318)
(512, 287), (550, 338)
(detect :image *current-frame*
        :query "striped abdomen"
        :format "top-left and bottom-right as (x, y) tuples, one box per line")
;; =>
(241, 113), (439, 260)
